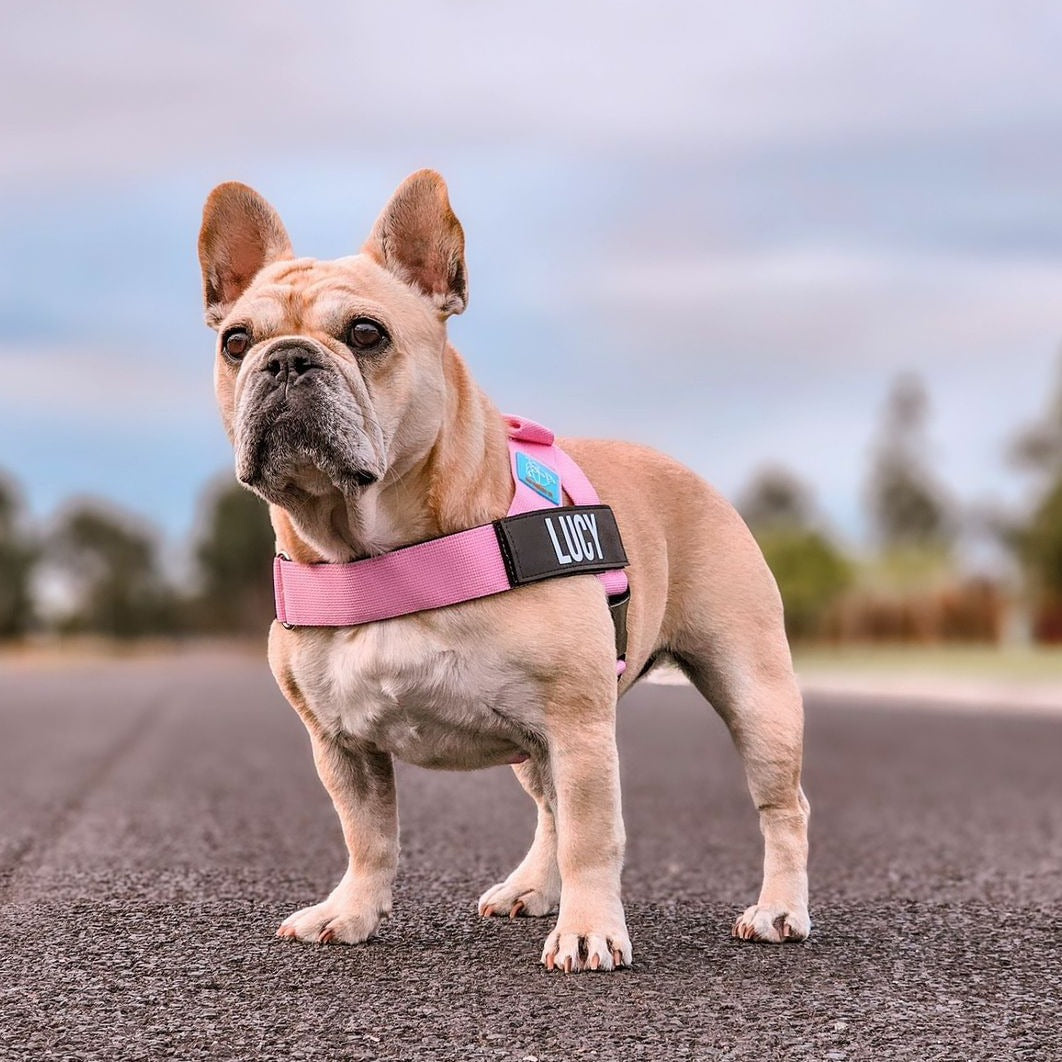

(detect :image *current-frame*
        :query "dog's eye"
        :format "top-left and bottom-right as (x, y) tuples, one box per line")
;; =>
(222, 329), (252, 362)
(347, 318), (388, 352)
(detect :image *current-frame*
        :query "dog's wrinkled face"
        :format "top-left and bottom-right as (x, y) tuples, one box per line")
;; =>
(217, 255), (445, 507)
(198, 171), (468, 537)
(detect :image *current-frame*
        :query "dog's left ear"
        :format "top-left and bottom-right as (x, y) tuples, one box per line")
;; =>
(362, 170), (468, 316)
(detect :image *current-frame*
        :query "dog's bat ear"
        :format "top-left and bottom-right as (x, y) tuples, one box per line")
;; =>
(198, 183), (294, 328)
(362, 170), (468, 317)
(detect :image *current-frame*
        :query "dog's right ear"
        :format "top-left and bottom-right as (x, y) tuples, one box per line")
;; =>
(198, 183), (293, 328)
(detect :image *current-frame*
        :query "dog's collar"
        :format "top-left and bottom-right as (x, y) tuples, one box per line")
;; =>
(273, 415), (631, 675)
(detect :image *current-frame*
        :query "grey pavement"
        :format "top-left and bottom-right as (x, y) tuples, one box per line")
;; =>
(1, 651), (1060, 1061)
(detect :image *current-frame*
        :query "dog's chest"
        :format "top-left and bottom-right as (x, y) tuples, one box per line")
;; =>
(292, 616), (543, 770)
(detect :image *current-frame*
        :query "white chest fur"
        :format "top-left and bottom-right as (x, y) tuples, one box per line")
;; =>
(289, 613), (545, 770)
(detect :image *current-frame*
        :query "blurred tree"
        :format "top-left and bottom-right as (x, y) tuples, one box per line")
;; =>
(193, 479), (276, 634)
(48, 504), (179, 638)
(739, 467), (852, 640)
(0, 474), (38, 638)
(1014, 481), (1062, 589)
(866, 374), (954, 553)
(1011, 374), (1062, 476)
(1008, 357), (1062, 640)
(738, 467), (815, 530)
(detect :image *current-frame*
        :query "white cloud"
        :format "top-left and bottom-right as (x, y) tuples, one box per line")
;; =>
(3, 1), (1062, 184)
(0, 344), (214, 423)
(582, 247), (1062, 370)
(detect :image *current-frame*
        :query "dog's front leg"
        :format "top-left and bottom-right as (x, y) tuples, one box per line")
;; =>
(540, 691), (631, 973)
(277, 731), (398, 945)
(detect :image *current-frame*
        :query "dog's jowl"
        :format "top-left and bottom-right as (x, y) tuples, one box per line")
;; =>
(198, 170), (811, 973)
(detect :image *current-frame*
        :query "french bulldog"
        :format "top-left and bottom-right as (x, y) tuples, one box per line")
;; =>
(197, 170), (810, 972)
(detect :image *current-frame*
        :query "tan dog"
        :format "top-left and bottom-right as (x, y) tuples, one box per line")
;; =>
(197, 171), (810, 973)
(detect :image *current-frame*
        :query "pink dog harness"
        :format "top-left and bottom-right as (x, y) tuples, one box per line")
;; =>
(273, 416), (631, 675)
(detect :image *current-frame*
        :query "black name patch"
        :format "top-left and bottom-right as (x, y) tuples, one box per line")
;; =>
(494, 505), (629, 587)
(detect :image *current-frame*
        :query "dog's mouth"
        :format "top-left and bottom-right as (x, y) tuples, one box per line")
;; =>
(239, 439), (380, 504)
(233, 366), (385, 506)
(237, 421), (385, 505)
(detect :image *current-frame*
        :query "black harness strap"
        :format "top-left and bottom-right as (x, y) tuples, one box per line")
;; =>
(493, 504), (630, 668)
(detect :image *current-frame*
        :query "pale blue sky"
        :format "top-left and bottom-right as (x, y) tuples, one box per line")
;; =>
(2, 0), (1060, 555)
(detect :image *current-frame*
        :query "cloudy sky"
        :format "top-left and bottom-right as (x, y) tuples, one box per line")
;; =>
(2, 0), (1060, 553)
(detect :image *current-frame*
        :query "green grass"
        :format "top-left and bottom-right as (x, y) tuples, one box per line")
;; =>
(792, 644), (1062, 680)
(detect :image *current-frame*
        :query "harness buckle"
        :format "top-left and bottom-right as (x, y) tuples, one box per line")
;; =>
(276, 552), (295, 629)
(608, 586), (630, 663)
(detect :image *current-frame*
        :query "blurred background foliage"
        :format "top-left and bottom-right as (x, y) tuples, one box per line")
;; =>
(738, 367), (1056, 645)
(47, 504), (181, 638)
(737, 469), (852, 641)
(1008, 367), (1062, 641)
(0, 477), (37, 638)
(7, 479), (277, 640)
(0, 365), (1059, 645)
(189, 481), (277, 634)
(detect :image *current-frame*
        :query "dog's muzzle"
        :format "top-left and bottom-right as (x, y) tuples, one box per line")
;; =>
(233, 339), (385, 499)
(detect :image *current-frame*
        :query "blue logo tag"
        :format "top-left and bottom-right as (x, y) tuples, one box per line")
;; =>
(516, 452), (562, 506)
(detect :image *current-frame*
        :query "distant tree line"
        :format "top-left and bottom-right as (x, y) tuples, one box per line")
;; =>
(1, 368), (1061, 644)
(0, 477), (275, 640)
(1007, 365), (1062, 640)
(738, 368), (1062, 643)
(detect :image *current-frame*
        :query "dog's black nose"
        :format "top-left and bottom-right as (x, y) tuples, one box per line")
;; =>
(263, 346), (320, 384)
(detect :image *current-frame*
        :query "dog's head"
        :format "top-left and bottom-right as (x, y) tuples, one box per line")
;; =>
(197, 170), (468, 549)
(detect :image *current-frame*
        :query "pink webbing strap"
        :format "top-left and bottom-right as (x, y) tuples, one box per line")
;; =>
(275, 415), (628, 673)
(504, 415), (560, 516)
(505, 416), (629, 599)
(274, 523), (511, 628)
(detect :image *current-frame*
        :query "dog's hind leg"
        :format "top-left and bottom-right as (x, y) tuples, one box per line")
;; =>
(671, 575), (811, 943)
(478, 759), (561, 919)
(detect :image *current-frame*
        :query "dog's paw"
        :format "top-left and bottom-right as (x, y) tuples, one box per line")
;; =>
(276, 889), (389, 945)
(732, 902), (810, 943)
(478, 876), (559, 919)
(540, 914), (632, 973)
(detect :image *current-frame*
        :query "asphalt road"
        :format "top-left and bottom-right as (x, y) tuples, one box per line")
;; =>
(1, 651), (1060, 1061)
